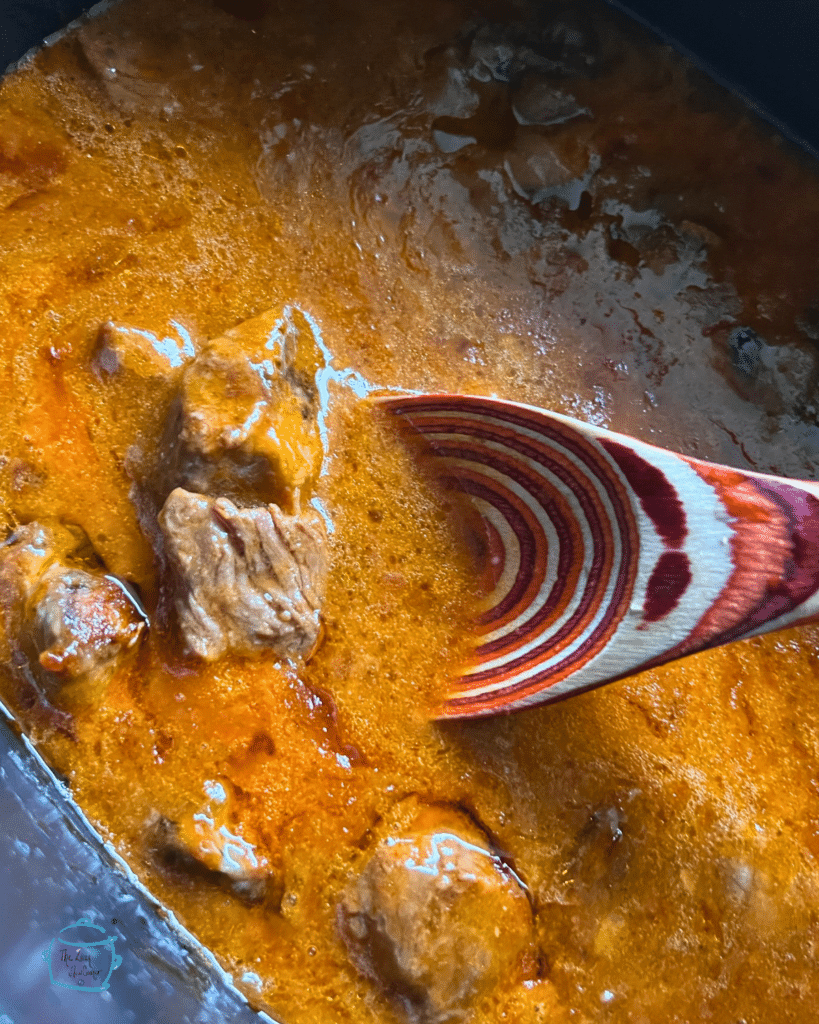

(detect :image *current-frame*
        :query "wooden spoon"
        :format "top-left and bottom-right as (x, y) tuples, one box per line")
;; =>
(379, 393), (819, 719)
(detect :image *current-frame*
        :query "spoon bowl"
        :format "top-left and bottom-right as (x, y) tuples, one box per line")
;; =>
(380, 393), (819, 719)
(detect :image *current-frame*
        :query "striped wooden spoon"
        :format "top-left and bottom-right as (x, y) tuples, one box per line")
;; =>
(379, 393), (819, 719)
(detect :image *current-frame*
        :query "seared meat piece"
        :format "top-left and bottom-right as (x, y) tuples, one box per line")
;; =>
(0, 522), (147, 702)
(338, 807), (532, 1023)
(146, 799), (279, 906)
(31, 566), (145, 678)
(93, 319), (196, 382)
(167, 306), (324, 510)
(158, 488), (327, 661)
(130, 308), (330, 663)
(78, 20), (183, 116)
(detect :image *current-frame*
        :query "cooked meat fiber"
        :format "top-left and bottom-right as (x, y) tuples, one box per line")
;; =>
(158, 488), (327, 661)
(93, 319), (196, 382)
(167, 306), (324, 510)
(142, 309), (329, 663)
(0, 522), (146, 696)
(146, 804), (279, 906)
(31, 566), (144, 678)
(338, 809), (532, 1023)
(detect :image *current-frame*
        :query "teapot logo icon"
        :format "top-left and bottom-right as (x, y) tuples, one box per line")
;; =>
(42, 916), (122, 992)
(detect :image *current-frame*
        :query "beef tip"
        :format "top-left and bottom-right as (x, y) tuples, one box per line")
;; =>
(538, 8), (603, 76)
(158, 487), (327, 661)
(77, 19), (187, 117)
(0, 522), (147, 704)
(145, 789), (279, 906)
(511, 79), (590, 127)
(31, 566), (145, 678)
(93, 319), (196, 382)
(165, 306), (324, 510)
(338, 807), (532, 1023)
(467, 24), (558, 84)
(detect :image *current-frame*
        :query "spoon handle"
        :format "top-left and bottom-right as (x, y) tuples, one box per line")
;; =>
(380, 394), (819, 718)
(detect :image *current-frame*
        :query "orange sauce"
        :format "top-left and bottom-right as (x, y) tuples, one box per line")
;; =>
(1, 1), (819, 1020)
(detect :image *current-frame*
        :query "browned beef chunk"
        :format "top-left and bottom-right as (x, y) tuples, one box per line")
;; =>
(145, 808), (280, 907)
(0, 522), (147, 709)
(78, 20), (184, 117)
(157, 488), (327, 661)
(165, 306), (324, 511)
(113, 307), (331, 663)
(93, 319), (196, 382)
(31, 566), (145, 678)
(338, 807), (532, 1023)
